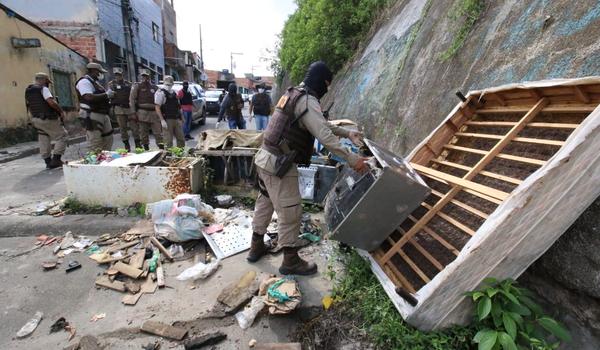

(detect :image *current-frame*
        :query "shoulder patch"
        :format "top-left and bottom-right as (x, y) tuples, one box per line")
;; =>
(276, 95), (289, 109)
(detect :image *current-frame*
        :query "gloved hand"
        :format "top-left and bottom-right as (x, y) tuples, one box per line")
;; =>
(106, 89), (115, 98)
(352, 157), (370, 174)
(215, 121), (221, 129)
(160, 119), (167, 129)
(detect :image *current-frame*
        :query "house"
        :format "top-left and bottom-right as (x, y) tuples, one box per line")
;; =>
(1, 0), (165, 83)
(0, 3), (87, 132)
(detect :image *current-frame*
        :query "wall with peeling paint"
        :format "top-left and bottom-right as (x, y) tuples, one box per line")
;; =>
(0, 6), (87, 128)
(324, 0), (600, 155)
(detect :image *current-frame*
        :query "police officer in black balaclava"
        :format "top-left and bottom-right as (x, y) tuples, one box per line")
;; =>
(301, 61), (333, 100)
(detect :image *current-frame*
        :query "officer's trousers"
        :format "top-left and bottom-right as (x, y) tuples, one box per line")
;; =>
(79, 110), (113, 153)
(31, 117), (68, 158)
(114, 106), (139, 144)
(137, 109), (163, 147)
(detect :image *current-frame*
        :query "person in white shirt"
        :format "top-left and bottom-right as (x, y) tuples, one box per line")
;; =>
(24, 72), (68, 169)
(154, 76), (185, 148)
(75, 62), (114, 152)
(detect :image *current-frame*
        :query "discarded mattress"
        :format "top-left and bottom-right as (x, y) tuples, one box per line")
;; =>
(196, 129), (263, 151)
(363, 77), (600, 330)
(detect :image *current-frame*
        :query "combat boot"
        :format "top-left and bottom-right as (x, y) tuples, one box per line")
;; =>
(48, 154), (63, 169)
(143, 144), (150, 151)
(123, 140), (131, 152)
(44, 157), (51, 169)
(247, 233), (267, 263)
(134, 139), (141, 149)
(279, 247), (317, 276)
(158, 143), (165, 150)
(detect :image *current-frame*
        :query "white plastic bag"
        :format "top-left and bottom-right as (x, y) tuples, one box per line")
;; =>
(16, 311), (43, 338)
(150, 194), (205, 242)
(235, 296), (265, 329)
(176, 259), (220, 281)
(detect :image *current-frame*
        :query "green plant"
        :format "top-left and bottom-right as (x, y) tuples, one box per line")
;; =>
(115, 148), (128, 155)
(467, 278), (571, 350)
(167, 146), (185, 157)
(134, 147), (145, 154)
(439, 0), (484, 61)
(330, 249), (475, 349)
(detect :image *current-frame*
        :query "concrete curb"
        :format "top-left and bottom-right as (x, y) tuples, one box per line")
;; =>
(0, 214), (138, 237)
(0, 129), (121, 164)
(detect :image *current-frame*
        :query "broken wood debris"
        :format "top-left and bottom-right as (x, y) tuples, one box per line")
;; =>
(140, 320), (188, 340)
(183, 331), (227, 349)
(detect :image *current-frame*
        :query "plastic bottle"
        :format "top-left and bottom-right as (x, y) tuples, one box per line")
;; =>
(149, 250), (160, 272)
(16, 311), (43, 338)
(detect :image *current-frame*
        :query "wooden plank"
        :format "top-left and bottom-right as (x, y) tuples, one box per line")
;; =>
(430, 188), (489, 219)
(141, 321), (188, 340)
(573, 86), (590, 103)
(121, 291), (142, 305)
(114, 261), (143, 279)
(495, 153), (546, 166)
(408, 216), (461, 256)
(95, 276), (126, 292)
(455, 132), (503, 140)
(512, 137), (565, 146)
(527, 122), (579, 129)
(397, 248), (431, 283)
(444, 144), (487, 155)
(150, 237), (174, 261)
(408, 239), (445, 270)
(476, 104), (596, 114)
(422, 203), (476, 236)
(254, 343), (302, 350)
(156, 265), (165, 288)
(129, 249), (146, 270)
(465, 121), (516, 127)
(105, 240), (139, 254)
(431, 159), (523, 186)
(412, 164), (510, 201)
(420, 171), (504, 204)
(373, 249), (416, 293)
(379, 99), (547, 264)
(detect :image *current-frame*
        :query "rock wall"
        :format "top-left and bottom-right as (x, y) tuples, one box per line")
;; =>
(323, 0), (600, 346)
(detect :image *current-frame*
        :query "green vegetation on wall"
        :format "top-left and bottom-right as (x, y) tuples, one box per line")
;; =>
(440, 0), (485, 61)
(278, 0), (391, 83)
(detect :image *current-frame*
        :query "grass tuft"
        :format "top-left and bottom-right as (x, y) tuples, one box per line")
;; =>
(440, 0), (485, 61)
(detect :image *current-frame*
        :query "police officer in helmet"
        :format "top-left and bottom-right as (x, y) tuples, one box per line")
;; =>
(248, 61), (368, 275)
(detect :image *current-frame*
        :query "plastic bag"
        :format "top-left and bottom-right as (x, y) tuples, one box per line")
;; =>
(168, 244), (184, 258)
(16, 311), (43, 338)
(235, 296), (265, 330)
(150, 194), (206, 242)
(176, 259), (220, 281)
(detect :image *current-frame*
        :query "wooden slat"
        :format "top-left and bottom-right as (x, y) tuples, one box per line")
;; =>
(455, 132), (503, 140)
(408, 215), (461, 256)
(444, 144), (547, 166)
(430, 188), (489, 219)
(573, 86), (590, 103)
(374, 250), (416, 293)
(397, 249), (431, 283)
(527, 122), (579, 129)
(512, 137), (565, 146)
(465, 121), (516, 127)
(432, 159), (523, 186)
(476, 104), (596, 114)
(420, 171), (504, 204)
(412, 164), (510, 201)
(422, 203), (476, 236)
(408, 239), (445, 270)
(379, 99), (548, 264)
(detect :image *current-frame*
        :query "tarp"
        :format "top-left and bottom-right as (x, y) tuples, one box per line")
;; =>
(196, 130), (263, 151)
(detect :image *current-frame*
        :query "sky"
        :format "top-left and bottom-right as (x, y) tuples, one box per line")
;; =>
(173, 0), (297, 78)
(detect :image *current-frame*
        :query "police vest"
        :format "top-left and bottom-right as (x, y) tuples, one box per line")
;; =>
(25, 85), (59, 119)
(226, 94), (243, 120)
(135, 81), (158, 109)
(76, 76), (110, 114)
(180, 89), (193, 105)
(160, 89), (180, 119)
(109, 80), (131, 108)
(253, 92), (271, 116)
(262, 87), (314, 165)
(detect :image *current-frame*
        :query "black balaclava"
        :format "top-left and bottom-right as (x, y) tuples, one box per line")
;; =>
(228, 83), (238, 95)
(302, 61), (333, 99)
(183, 81), (189, 91)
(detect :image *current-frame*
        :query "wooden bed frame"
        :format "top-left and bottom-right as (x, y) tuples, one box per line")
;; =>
(363, 77), (600, 330)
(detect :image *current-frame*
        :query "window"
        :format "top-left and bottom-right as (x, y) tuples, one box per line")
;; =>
(51, 70), (74, 109)
(152, 22), (160, 42)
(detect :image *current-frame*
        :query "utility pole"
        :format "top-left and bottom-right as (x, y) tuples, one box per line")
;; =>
(121, 0), (137, 81)
(198, 24), (204, 70)
(230, 52), (243, 76)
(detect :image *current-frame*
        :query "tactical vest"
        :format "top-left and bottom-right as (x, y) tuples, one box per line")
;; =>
(109, 80), (131, 108)
(253, 92), (271, 116)
(180, 88), (193, 105)
(161, 89), (180, 119)
(25, 85), (59, 119)
(135, 81), (157, 109)
(226, 94), (243, 120)
(76, 76), (110, 114)
(262, 87), (314, 165)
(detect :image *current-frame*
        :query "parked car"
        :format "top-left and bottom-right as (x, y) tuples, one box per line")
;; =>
(205, 89), (224, 115)
(158, 82), (206, 125)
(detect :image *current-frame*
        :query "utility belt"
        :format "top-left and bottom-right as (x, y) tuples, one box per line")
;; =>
(262, 141), (298, 178)
(32, 114), (59, 120)
(112, 103), (130, 108)
(136, 104), (155, 111)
